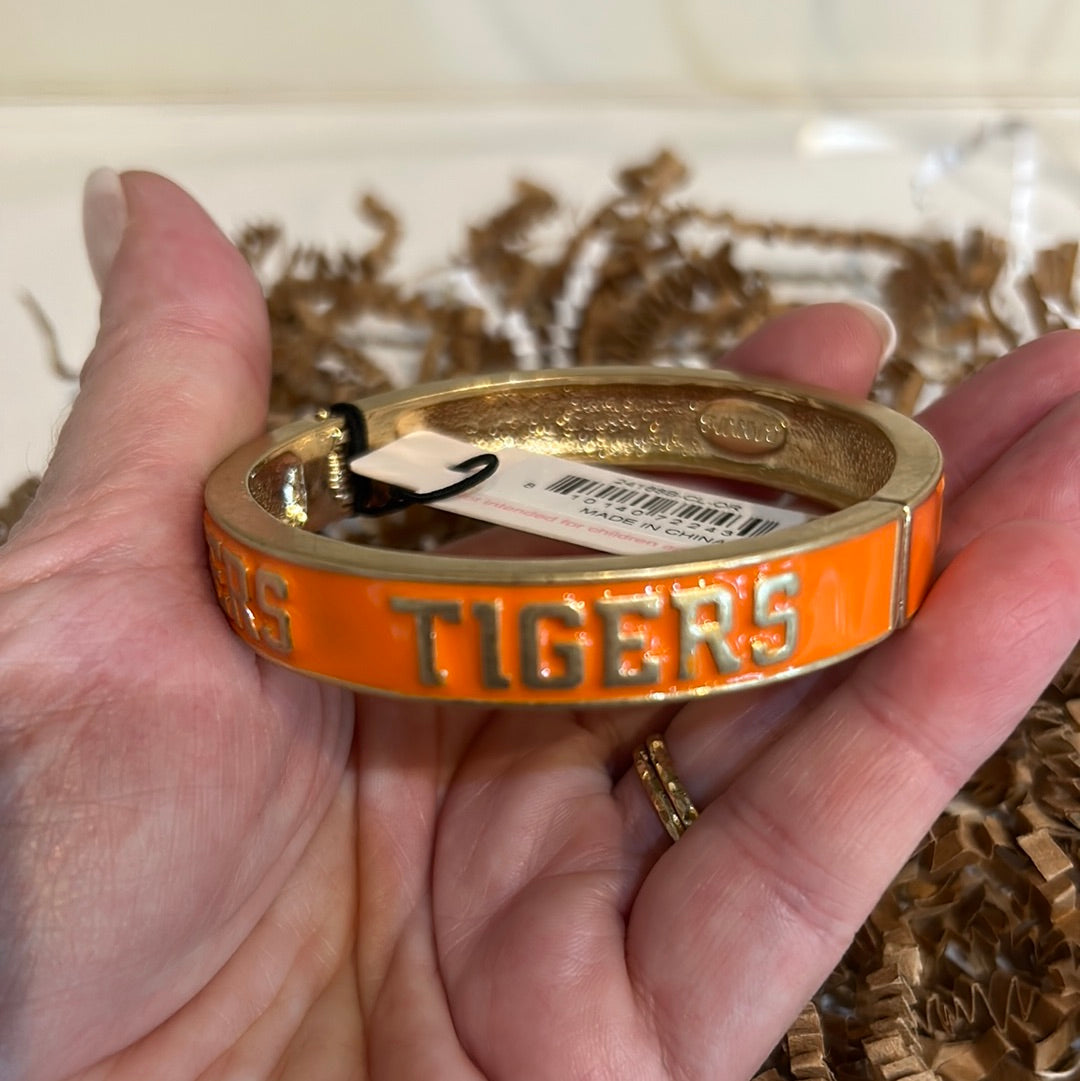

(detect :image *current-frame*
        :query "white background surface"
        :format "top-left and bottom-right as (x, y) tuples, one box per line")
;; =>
(6, 1), (1080, 101)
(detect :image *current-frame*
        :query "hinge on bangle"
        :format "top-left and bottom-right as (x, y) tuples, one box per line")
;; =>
(317, 402), (498, 518)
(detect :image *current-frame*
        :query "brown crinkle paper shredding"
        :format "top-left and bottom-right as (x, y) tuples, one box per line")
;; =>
(3, 151), (1079, 1077)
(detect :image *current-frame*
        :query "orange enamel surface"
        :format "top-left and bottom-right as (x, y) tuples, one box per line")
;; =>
(906, 476), (945, 619)
(204, 504), (928, 703)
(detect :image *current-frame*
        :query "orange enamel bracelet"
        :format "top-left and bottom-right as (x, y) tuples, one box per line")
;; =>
(203, 368), (943, 705)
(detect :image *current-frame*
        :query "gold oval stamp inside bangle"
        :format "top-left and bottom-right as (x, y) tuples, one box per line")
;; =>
(698, 397), (789, 458)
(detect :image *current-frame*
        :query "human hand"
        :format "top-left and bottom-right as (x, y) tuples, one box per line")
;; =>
(2, 172), (1078, 1081)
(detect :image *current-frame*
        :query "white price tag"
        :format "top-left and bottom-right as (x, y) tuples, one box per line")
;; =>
(351, 431), (811, 555)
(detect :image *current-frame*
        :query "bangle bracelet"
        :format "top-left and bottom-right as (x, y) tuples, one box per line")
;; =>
(203, 367), (943, 705)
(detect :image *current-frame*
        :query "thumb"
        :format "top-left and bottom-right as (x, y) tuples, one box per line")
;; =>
(25, 169), (270, 548)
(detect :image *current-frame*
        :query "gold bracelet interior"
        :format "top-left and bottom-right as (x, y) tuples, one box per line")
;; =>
(249, 379), (898, 533)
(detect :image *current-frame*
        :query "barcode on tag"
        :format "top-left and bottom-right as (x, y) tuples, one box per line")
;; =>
(544, 474), (784, 538)
(351, 431), (811, 555)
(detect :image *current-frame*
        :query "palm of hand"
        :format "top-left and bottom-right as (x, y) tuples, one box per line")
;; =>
(2, 173), (1078, 1081)
(5, 579), (831, 1081)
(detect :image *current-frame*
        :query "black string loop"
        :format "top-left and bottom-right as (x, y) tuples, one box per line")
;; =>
(328, 402), (499, 518)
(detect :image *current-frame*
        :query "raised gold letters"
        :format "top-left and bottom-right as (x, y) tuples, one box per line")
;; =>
(206, 534), (295, 656)
(670, 585), (740, 680)
(255, 569), (293, 654)
(387, 571), (804, 693)
(520, 603), (585, 690)
(221, 546), (258, 637)
(472, 600), (511, 689)
(751, 571), (800, 666)
(389, 598), (463, 686)
(596, 594), (663, 686)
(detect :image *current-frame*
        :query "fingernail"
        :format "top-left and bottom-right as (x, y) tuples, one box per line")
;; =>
(846, 300), (897, 367)
(82, 168), (128, 292)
